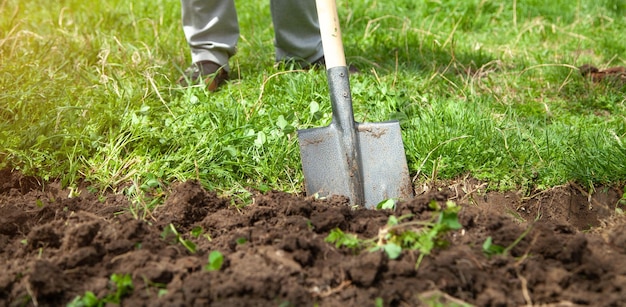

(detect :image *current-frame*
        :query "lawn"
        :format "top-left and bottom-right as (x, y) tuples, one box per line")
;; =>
(2, 0), (625, 200)
(2, 1), (626, 306)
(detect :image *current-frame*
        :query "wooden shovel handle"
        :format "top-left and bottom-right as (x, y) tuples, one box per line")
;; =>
(316, 0), (347, 69)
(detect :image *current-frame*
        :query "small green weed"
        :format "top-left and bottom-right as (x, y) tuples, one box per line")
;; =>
(418, 289), (473, 307)
(325, 229), (363, 251)
(481, 236), (506, 257)
(124, 173), (166, 220)
(204, 250), (224, 271)
(482, 225), (533, 258)
(67, 273), (133, 307)
(376, 198), (398, 210)
(161, 223), (196, 253)
(141, 276), (168, 298)
(191, 225), (212, 241)
(326, 200), (462, 268)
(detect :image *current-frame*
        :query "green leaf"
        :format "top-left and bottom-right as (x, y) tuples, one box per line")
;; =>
(387, 215), (399, 226)
(282, 124), (295, 134)
(482, 236), (505, 256)
(82, 291), (99, 307)
(276, 115), (288, 129)
(205, 250), (224, 271)
(181, 239), (196, 253)
(445, 200), (458, 209)
(190, 226), (203, 238)
(325, 228), (361, 249)
(67, 292), (99, 307)
(222, 145), (238, 157)
(401, 231), (418, 246)
(254, 131), (267, 148)
(67, 296), (83, 307)
(325, 228), (346, 247)
(160, 223), (178, 241)
(428, 200), (440, 210)
(376, 198), (396, 210)
(309, 101), (320, 114)
(383, 243), (403, 259)
(416, 230), (436, 254)
(256, 183), (271, 193)
(111, 273), (134, 299)
(438, 210), (462, 230)
(144, 178), (160, 189)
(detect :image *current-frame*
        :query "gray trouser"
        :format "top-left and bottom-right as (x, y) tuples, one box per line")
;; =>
(181, 0), (323, 71)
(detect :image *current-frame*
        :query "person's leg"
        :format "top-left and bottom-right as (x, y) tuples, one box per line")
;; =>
(179, 0), (238, 89)
(181, 0), (239, 70)
(269, 0), (323, 65)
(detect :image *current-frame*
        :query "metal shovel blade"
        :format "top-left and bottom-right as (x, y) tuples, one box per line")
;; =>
(297, 67), (413, 208)
(298, 0), (413, 208)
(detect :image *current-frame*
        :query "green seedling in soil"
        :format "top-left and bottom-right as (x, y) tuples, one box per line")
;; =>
(204, 250), (224, 271)
(141, 276), (168, 297)
(326, 200), (462, 268)
(190, 226), (203, 238)
(125, 174), (166, 220)
(161, 223), (196, 253)
(482, 225), (533, 258)
(418, 289), (473, 307)
(306, 220), (315, 231)
(482, 236), (506, 257)
(68, 273), (133, 307)
(376, 198), (398, 210)
(325, 229), (364, 251)
(191, 225), (212, 241)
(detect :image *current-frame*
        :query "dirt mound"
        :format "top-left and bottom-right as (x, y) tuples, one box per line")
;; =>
(1, 169), (625, 306)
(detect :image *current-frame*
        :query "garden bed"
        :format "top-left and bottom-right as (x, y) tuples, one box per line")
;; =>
(1, 169), (625, 306)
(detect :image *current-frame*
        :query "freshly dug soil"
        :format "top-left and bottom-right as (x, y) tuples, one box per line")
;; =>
(1, 168), (625, 306)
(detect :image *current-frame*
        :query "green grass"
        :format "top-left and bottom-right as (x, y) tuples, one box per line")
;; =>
(1, 0), (625, 201)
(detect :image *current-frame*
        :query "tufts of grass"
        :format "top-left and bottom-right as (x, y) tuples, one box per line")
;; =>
(1, 0), (625, 207)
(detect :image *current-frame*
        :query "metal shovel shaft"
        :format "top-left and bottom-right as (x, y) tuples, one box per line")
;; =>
(327, 66), (364, 206)
(315, 0), (364, 205)
(297, 0), (413, 207)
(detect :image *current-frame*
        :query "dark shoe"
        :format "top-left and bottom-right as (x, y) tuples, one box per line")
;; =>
(178, 61), (229, 91)
(579, 64), (626, 83)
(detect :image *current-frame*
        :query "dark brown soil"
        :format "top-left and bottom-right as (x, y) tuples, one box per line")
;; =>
(1, 168), (626, 306)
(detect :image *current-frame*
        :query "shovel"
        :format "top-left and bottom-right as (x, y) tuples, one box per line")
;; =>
(297, 0), (413, 208)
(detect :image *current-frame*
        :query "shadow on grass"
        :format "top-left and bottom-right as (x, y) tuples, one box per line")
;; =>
(346, 38), (499, 81)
